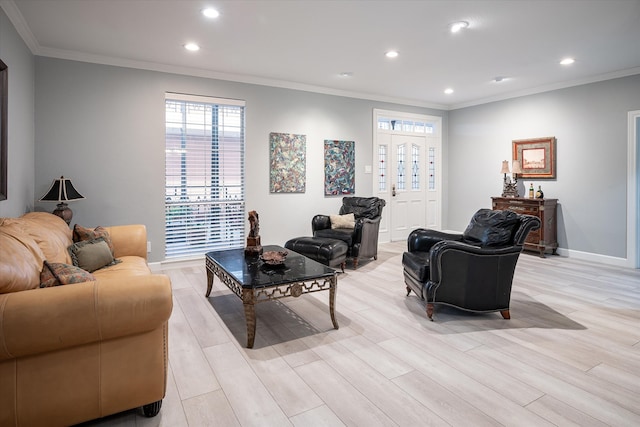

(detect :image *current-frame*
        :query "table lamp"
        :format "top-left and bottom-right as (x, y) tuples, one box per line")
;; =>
(39, 176), (85, 224)
(501, 160), (522, 197)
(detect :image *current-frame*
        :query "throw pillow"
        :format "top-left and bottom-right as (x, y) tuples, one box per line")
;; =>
(68, 237), (119, 272)
(330, 213), (356, 229)
(73, 224), (115, 256)
(40, 260), (95, 287)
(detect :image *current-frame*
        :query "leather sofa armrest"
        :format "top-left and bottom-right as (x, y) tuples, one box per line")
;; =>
(0, 275), (172, 361)
(104, 224), (147, 259)
(312, 215), (331, 233)
(407, 229), (463, 252)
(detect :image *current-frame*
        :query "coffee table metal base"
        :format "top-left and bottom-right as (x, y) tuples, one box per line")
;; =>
(206, 256), (338, 348)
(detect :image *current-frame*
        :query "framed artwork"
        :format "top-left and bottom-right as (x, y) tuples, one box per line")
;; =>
(324, 140), (355, 196)
(269, 132), (306, 193)
(512, 136), (556, 179)
(0, 59), (7, 200)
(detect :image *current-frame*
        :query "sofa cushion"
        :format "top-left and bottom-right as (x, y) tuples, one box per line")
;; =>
(73, 224), (115, 256)
(3, 212), (73, 264)
(40, 261), (95, 287)
(462, 209), (520, 247)
(0, 225), (45, 294)
(68, 237), (119, 272)
(330, 213), (355, 229)
(92, 255), (152, 280)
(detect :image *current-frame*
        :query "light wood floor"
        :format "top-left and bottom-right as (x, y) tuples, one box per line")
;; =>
(83, 242), (640, 426)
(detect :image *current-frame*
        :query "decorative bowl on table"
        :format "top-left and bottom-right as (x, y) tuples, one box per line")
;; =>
(260, 250), (288, 266)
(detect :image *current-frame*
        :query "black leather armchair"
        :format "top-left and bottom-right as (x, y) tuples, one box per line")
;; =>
(402, 209), (540, 320)
(312, 196), (386, 269)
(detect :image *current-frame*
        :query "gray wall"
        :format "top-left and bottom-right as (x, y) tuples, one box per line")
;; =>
(0, 7), (35, 217)
(34, 57), (445, 262)
(449, 74), (640, 259)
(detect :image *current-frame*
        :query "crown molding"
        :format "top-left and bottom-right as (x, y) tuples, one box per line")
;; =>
(449, 66), (640, 110)
(0, 0), (40, 53)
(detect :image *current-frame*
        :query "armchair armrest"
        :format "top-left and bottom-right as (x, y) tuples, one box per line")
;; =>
(104, 224), (147, 259)
(428, 239), (522, 283)
(0, 275), (172, 361)
(513, 215), (541, 246)
(407, 229), (463, 253)
(312, 215), (332, 233)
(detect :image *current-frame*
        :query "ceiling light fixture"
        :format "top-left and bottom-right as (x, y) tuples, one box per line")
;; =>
(202, 8), (220, 18)
(184, 43), (200, 52)
(339, 72), (353, 77)
(450, 21), (469, 33)
(444, 88), (454, 94)
(560, 57), (575, 65)
(385, 50), (399, 58)
(493, 76), (506, 83)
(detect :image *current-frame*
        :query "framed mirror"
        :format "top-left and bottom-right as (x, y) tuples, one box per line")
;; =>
(0, 58), (6, 200)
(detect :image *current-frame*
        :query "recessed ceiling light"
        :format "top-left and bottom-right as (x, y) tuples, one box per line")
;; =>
(184, 43), (200, 52)
(560, 57), (575, 65)
(385, 50), (399, 58)
(444, 88), (454, 94)
(493, 76), (506, 83)
(202, 8), (220, 18)
(339, 72), (353, 77)
(450, 21), (469, 33)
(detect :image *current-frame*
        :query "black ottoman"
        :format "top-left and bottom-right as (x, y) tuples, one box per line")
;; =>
(285, 237), (348, 272)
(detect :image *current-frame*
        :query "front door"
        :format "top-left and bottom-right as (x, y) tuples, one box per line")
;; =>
(390, 134), (426, 241)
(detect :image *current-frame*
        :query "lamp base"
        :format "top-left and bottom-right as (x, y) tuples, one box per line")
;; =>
(502, 181), (520, 198)
(52, 203), (73, 225)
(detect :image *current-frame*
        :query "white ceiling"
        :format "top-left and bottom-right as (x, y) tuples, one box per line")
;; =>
(3, 0), (640, 109)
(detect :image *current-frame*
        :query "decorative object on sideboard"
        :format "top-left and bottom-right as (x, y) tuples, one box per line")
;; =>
(245, 210), (263, 256)
(535, 185), (544, 199)
(39, 176), (85, 225)
(500, 159), (522, 197)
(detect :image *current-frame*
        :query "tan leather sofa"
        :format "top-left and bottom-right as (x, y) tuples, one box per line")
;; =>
(0, 212), (172, 426)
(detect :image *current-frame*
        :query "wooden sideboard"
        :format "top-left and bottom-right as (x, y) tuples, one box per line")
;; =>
(491, 197), (558, 257)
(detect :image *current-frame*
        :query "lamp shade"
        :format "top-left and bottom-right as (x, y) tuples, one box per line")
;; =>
(39, 176), (85, 203)
(511, 160), (523, 174)
(500, 160), (510, 174)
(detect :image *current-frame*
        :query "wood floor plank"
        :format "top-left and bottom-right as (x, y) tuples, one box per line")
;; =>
(294, 360), (397, 427)
(182, 390), (241, 427)
(203, 342), (292, 426)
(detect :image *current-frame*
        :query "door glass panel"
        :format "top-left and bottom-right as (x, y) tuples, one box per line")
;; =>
(397, 144), (405, 190)
(412, 144), (420, 190)
(429, 147), (436, 190)
(378, 145), (387, 191)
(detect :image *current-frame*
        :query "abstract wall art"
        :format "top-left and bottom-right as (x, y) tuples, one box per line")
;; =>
(269, 132), (306, 193)
(324, 140), (355, 196)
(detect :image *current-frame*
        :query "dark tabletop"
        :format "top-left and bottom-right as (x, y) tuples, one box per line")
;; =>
(205, 245), (336, 288)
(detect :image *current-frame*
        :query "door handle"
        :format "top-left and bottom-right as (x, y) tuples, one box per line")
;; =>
(392, 184), (396, 197)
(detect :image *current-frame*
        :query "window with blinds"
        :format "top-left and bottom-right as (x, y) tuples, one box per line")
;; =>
(165, 93), (245, 258)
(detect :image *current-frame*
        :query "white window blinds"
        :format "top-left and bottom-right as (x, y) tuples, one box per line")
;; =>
(165, 93), (245, 258)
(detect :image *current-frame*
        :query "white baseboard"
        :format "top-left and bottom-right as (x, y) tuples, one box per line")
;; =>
(149, 256), (204, 273)
(555, 247), (633, 268)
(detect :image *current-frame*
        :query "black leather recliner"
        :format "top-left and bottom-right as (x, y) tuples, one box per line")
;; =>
(402, 208), (540, 320)
(312, 196), (386, 269)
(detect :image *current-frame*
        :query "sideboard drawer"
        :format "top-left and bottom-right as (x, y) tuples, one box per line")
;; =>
(491, 197), (558, 257)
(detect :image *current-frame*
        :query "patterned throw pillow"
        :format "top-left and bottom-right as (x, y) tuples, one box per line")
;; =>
(40, 260), (95, 288)
(68, 237), (120, 272)
(73, 224), (115, 255)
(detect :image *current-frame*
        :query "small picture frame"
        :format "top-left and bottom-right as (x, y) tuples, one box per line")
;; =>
(512, 136), (556, 179)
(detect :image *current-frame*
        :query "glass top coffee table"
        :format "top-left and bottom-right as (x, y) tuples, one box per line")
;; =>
(205, 245), (339, 348)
